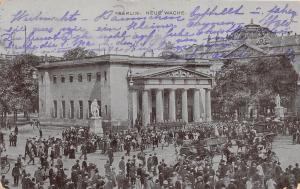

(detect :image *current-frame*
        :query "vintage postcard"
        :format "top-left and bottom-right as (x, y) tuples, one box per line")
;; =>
(0, 0), (299, 189)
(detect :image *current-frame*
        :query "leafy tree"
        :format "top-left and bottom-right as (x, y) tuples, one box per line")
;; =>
(0, 54), (41, 122)
(212, 56), (298, 118)
(63, 47), (97, 60)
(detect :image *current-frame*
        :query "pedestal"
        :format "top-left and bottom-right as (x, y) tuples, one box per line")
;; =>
(275, 106), (285, 118)
(88, 117), (103, 136)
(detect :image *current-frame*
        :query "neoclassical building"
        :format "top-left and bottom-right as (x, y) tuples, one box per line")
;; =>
(36, 55), (213, 127)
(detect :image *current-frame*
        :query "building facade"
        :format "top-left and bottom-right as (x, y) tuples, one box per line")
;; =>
(37, 55), (213, 127)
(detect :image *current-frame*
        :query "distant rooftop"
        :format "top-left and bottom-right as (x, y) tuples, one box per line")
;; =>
(36, 54), (211, 69)
(227, 20), (277, 40)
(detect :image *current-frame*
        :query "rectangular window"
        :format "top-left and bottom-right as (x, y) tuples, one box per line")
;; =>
(87, 73), (92, 82)
(79, 101), (83, 119)
(53, 76), (57, 84)
(61, 76), (65, 83)
(96, 72), (101, 81)
(78, 74), (82, 82)
(104, 71), (107, 81)
(98, 100), (101, 116)
(69, 75), (73, 83)
(105, 105), (108, 115)
(88, 100), (92, 117)
(53, 100), (57, 118)
(70, 101), (74, 119)
(62, 101), (66, 118)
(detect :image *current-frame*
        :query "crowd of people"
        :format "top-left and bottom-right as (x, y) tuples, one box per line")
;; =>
(1, 120), (300, 189)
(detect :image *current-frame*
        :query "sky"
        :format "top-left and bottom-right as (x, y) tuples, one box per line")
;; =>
(0, 0), (299, 57)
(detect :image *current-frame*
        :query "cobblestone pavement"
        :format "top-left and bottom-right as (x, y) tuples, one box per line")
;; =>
(2, 125), (300, 188)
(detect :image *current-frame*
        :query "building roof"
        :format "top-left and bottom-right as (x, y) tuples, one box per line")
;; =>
(36, 54), (211, 69)
(224, 43), (267, 58)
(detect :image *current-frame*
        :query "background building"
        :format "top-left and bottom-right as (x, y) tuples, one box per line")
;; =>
(185, 21), (300, 118)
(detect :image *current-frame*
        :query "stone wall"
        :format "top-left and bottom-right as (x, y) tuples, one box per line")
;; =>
(38, 63), (112, 125)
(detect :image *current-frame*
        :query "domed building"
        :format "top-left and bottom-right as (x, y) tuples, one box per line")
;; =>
(185, 21), (300, 119)
(227, 20), (276, 40)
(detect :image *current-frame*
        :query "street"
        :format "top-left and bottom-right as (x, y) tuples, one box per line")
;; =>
(1, 125), (300, 188)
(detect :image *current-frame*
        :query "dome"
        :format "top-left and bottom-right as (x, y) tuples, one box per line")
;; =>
(227, 21), (276, 40)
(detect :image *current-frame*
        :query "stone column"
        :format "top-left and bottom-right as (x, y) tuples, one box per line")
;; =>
(169, 89), (176, 121)
(181, 89), (188, 123)
(193, 89), (201, 122)
(200, 88), (206, 121)
(132, 90), (138, 126)
(142, 90), (150, 126)
(156, 89), (164, 123)
(44, 71), (52, 118)
(148, 90), (152, 123)
(205, 89), (212, 121)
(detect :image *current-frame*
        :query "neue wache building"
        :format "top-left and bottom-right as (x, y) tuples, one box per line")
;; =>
(37, 55), (213, 128)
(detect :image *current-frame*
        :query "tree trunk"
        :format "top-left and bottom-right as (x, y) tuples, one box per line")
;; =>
(14, 110), (17, 122)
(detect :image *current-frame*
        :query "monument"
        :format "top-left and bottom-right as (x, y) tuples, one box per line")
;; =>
(234, 110), (238, 121)
(88, 99), (103, 136)
(275, 94), (285, 119)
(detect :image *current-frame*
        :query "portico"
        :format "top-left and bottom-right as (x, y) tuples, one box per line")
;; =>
(129, 66), (212, 126)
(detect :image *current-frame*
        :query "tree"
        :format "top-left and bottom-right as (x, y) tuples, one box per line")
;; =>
(212, 56), (298, 118)
(63, 47), (97, 60)
(0, 54), (41, 122)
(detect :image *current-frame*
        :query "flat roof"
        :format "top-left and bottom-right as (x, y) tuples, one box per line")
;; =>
(36, 54), (211, 69)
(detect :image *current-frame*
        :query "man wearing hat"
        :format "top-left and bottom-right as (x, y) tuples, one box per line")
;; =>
(147, 154), (153, 172)
(119, 156), (126, 173)
(292, 163), (300, 183)
(34, 167), (43, 184)
(108, 147), (114, 165)
(152, 153), (158, 172)
(12, 163), (21, 186)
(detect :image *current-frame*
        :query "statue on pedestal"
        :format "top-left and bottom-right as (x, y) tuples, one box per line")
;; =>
(275, 94), (285, 119)
(234, 110), (238, 121)
(91, 99), (100, 118)
(89, 99), (103, 136)
(275, 94), (281, 107)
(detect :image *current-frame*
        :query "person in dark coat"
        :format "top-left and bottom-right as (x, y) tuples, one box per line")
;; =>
(15, 126), (18, 135)
(69, 144), (76, 159)
(119, 156), (126, 173)
(12, 163), (21, 186)
(108, 148), (114, 165)
(39, 128), (43, 138)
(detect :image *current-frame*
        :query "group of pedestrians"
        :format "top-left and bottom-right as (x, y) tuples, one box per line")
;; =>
(2, 119), (300, 189)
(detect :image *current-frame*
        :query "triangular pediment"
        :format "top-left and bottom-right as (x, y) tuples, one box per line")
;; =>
(133, 66), (211, 79)
(224, 43), (267, 59)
